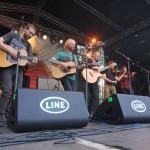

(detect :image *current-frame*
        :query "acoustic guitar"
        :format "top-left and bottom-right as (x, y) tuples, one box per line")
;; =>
(51, 62), (100, 79)
(0, 49), (60, 67)
(82, 65), (114, 83)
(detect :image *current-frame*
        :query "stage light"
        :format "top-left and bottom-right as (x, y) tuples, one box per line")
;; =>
(86, 52), (91, 57)
(91, 38), (97, 43)
(43, 35), (47, 40)
(59, 39), (63, 44)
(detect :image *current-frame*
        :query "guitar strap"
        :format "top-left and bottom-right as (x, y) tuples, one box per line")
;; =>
(72, 54), (75, 63)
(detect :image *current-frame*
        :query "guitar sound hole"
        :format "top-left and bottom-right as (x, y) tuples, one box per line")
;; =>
(63, 68), (70, 73)
(67, 66), (71, 69)
(62, 66), (71, 73)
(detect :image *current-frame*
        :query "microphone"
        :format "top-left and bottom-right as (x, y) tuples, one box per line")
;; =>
(21, 16), (24, 23)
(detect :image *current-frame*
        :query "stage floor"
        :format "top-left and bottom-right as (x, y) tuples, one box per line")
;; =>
(0, 119), (150, 150)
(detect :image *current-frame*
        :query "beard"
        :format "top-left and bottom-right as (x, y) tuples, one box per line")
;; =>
(23, 33), (30, 41)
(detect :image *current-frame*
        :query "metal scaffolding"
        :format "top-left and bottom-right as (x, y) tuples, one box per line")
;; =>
(0, 2), (149, 45)
(33, 0), (47, 24)
(104, 18), (150, 45)
(0, 15), (85, 42)
(0, 2), (90, 41)
(73, 0), (125, 31)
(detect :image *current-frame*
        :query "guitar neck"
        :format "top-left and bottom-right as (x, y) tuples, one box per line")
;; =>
(71, 62), (100, 69)
(99, 66), (110, 72)
(70, 64), (82, 69)
(20, 56), (60, 64)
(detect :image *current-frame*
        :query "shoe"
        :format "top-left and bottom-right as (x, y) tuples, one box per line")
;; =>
(0, 114), (6, 122)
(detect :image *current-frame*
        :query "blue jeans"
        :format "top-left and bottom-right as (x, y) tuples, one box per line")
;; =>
(0, 65), (23, 113)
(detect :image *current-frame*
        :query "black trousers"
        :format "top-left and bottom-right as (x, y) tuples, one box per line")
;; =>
(0, 66), (23, 113)
(88, 82), (99, 113)
(61, 77), (77, 91)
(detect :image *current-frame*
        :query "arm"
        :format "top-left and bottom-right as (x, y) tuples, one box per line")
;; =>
(0, 37), (17, 59)
(51, 57), (68, 68)
(92, 66), (100, 71)
(115, 72), (126, 81)
(99, 62), (117, 73)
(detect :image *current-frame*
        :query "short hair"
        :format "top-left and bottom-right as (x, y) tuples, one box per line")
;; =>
(64, 38), (76, 49)
(121, 65), (127, 70)
(24, 23), (37, 34)
(93, 51), (100, 55)
(107, 61), (116, 65)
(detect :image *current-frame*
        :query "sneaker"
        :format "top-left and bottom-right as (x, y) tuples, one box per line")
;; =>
(0, 113), (6, 122)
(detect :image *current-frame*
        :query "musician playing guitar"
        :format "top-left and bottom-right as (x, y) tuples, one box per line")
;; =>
(85, 51), (101, 116)
(52, 38), (84, 91)
(0, 23), (37, 122)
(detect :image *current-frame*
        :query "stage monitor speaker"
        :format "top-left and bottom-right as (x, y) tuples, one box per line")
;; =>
(7, 88), (89, 132)
(92, 94), (150, 124)
(36, 76), (63, 90)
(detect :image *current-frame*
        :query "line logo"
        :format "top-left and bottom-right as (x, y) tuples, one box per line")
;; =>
(131, 100), (146, 112)
(40, 97), (70, 114)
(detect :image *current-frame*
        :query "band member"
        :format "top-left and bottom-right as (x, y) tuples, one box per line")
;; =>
(0, 23), (37, 122)
(86, 51), (101, 115)
(52, 38), (78, 91)
(102, 61), (117, 100)
(117, 66), (135, 94)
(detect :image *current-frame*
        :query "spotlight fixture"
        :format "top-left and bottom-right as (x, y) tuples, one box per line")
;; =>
(91, 38), (97, 43)
(43, 35), (47, 40)
(59, 39), (63, 44)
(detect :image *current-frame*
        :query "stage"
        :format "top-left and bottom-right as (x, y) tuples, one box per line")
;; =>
(0, 119), (150, 150)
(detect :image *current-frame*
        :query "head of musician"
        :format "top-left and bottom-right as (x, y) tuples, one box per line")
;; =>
(92, 51), (100, 62)
(108, 61), (117, 69)
(120, 65), (127, 73)
(64, 38), (76, 53)
(22, 23), (36, 41)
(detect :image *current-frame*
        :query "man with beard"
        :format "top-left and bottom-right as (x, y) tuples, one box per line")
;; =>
(0, 23), (37, 122)
(52, 38), (83, 91)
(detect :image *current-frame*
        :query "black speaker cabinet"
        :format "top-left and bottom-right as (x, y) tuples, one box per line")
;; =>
(36, 76), (63, 90)
(7, 88), (89, 132)
(92, 94), (150, 124)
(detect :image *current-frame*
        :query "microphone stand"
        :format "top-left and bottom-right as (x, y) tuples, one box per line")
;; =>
(13, 16), (24, 100)
(115, 50), (134, 95)
(84, 41), (89, 108)
(133, 63), (150, 97)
